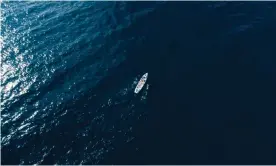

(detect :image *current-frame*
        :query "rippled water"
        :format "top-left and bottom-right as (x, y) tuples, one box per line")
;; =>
(1, 2), (155, 164)
(1, 2), (276, 165)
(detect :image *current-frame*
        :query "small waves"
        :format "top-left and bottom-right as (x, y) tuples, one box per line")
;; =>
(3, 1), (275, 165)
(1, 1), (156, 164)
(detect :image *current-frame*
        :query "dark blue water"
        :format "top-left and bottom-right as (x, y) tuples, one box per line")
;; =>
(1, 1), (276, 164)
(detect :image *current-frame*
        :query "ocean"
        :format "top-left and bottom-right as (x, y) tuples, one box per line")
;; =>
(1, 1), (276, 165)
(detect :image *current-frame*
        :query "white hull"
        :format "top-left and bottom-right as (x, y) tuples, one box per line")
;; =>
(134, 73), (148, 94)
